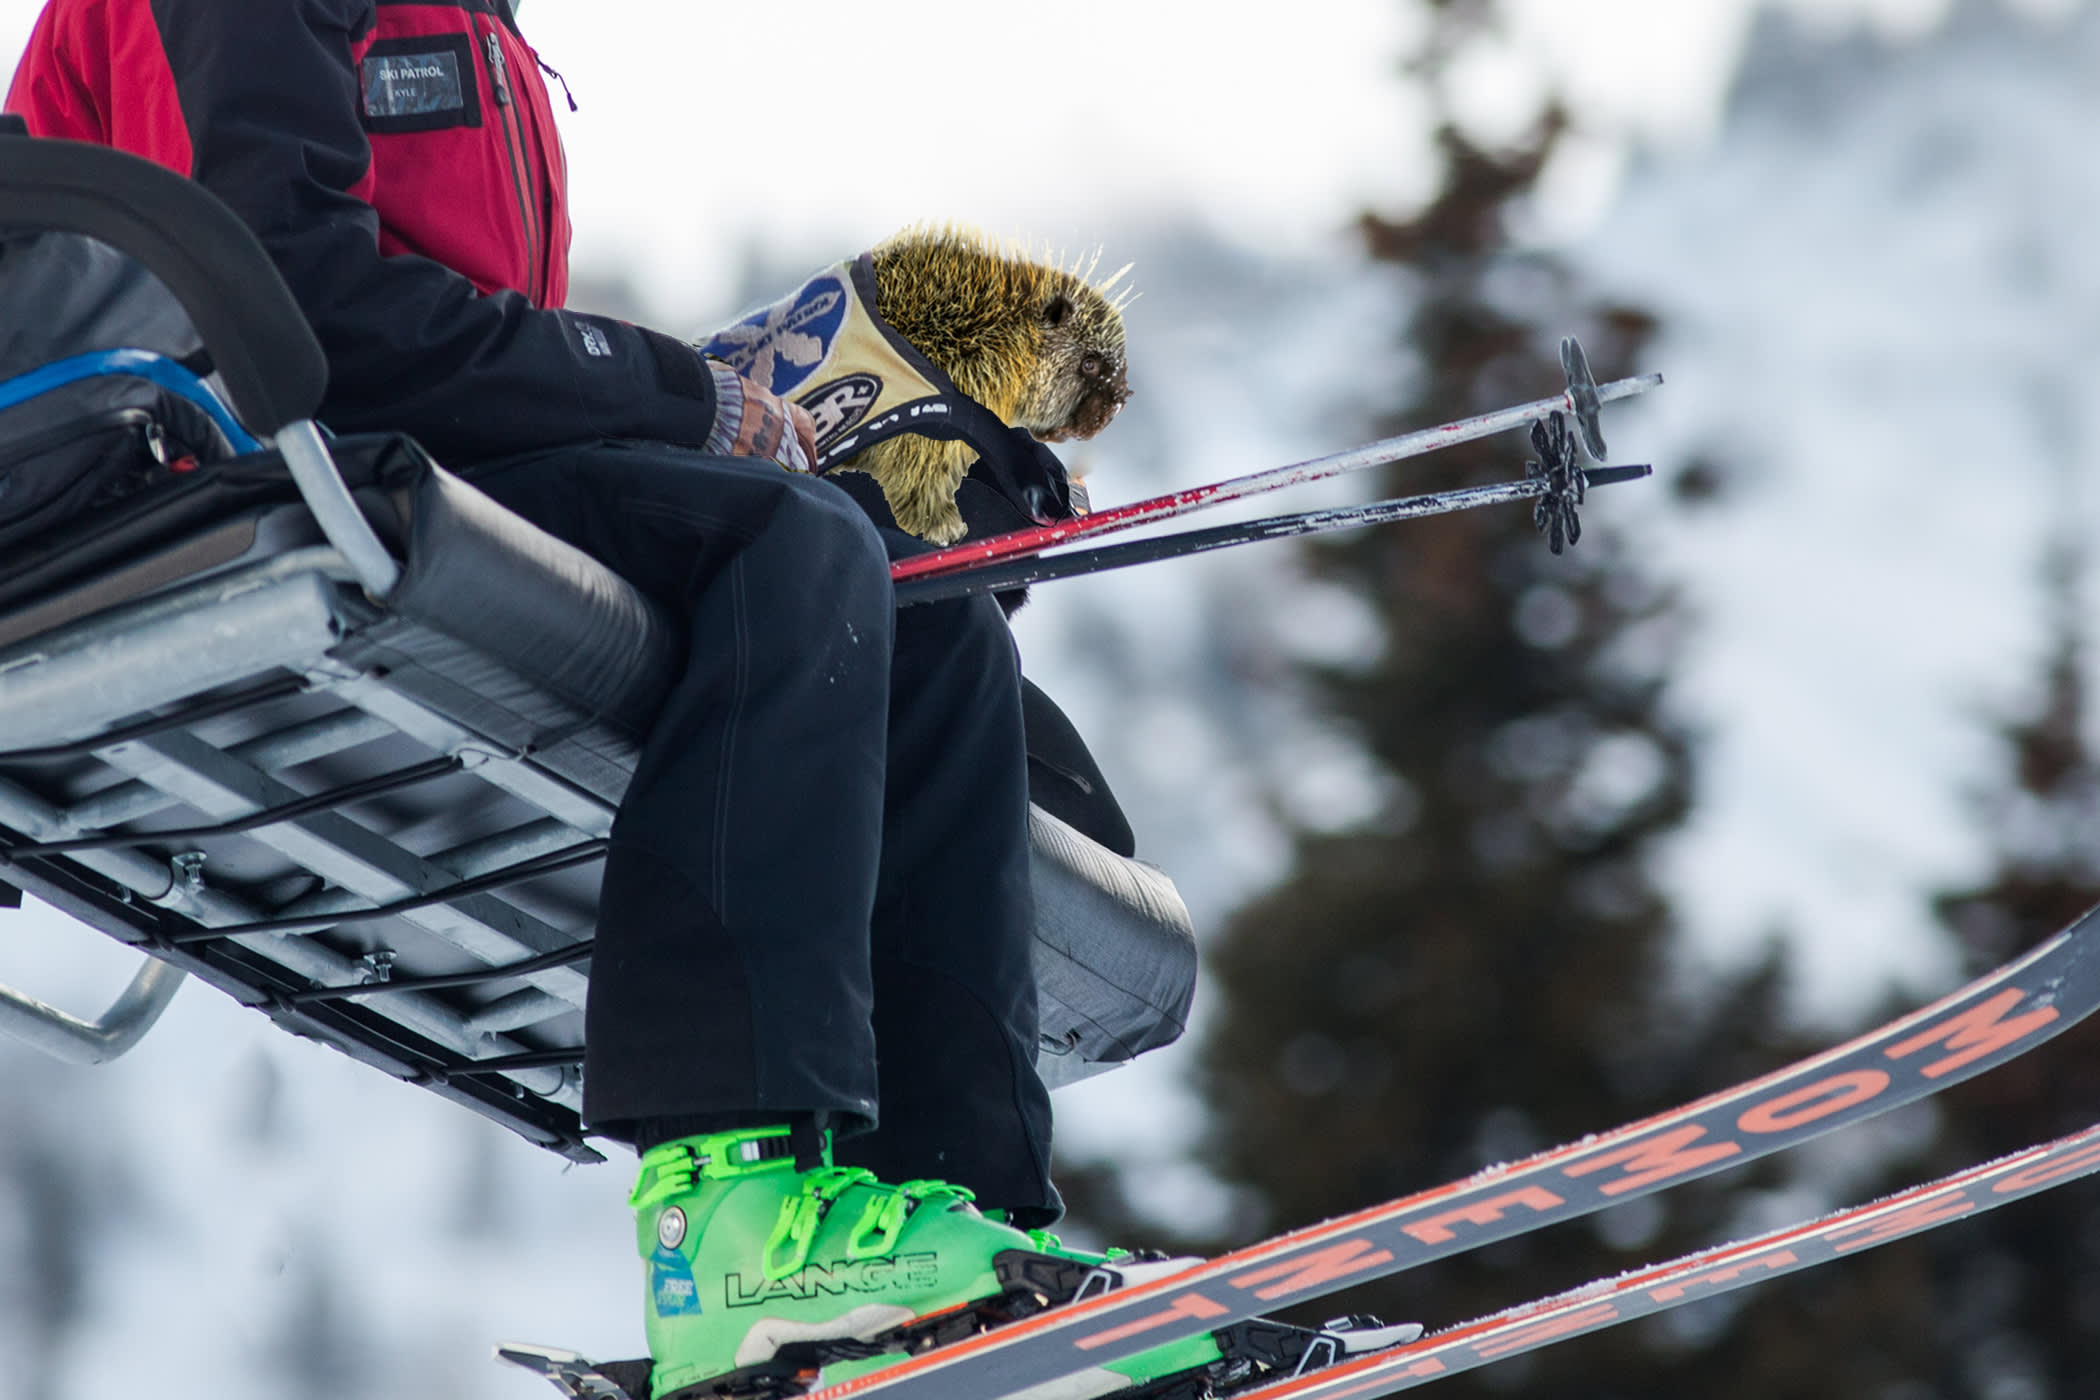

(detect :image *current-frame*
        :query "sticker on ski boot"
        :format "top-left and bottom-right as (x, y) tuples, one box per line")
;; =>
(650, 1244), (702, 1317)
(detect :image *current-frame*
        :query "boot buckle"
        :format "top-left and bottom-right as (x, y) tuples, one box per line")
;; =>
(627, 1144), (700, 1211)
(764, 1193), (823, 1280)
(762, 1167), (875, 1279)
(846, 1192), (911, 1260)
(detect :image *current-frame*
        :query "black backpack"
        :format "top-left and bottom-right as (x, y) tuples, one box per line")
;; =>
(0, 114), (324, 557)
(0, 226), (243, 552)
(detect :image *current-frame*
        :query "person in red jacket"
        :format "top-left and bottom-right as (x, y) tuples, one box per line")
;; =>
(6, 2), (1196, 1393)
(8, 0), (813, 470)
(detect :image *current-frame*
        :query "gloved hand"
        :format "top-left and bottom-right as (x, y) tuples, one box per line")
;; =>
(972, 426), (1081, 526)
(952, 427), (1088, 578)
(704, 361), (818, 473)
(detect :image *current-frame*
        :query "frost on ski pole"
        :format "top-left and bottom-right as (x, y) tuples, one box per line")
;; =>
(1559, 336), (1608, 461)
(1527, 412), (1585, 555)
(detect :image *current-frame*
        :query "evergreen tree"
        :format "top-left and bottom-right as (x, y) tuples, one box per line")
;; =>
(1842, 542), (2100, 1397)
(0, 1052), (120, 1400)
(1662, 545), (2100, 1400)
(1185, 5), (1824, 1394)
(1086, 7), (2100, 1392)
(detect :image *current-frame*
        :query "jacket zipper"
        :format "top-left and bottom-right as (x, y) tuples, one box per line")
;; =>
(482, 25), (543, 304)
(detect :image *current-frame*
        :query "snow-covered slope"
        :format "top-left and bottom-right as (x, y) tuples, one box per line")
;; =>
(1574, 0), (2100, 1018)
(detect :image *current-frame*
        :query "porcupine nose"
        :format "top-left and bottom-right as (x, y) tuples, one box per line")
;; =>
(1070, 357), (1129, 438)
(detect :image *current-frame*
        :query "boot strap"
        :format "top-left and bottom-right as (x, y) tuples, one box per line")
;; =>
(844, 1178), (975, 1260)
(763, 1166), (877, 1280)
(628, 1126), (801, 1210)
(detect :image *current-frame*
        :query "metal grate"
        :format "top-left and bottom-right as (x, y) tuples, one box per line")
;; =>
(0, 558), (613, 1159)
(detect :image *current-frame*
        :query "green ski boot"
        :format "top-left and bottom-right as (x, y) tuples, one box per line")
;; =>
(629, 1125), (1199, 1399)
(626, 1125), (1419, 1400)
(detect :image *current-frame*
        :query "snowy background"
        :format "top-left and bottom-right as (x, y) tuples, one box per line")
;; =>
(5, 0), (2100, 1393)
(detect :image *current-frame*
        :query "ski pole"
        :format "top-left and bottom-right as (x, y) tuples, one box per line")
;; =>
(894, 462), (1652, 606)
(887, 337), (1660, 586)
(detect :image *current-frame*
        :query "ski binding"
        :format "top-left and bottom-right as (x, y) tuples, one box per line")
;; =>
(496, 1343), (655, 1400)
(497, 1267), (1422, 1400)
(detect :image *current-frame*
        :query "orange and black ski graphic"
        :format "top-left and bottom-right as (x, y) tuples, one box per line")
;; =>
(811, 904), (2100, 1400)
(1236, 1118), (2100, 1400)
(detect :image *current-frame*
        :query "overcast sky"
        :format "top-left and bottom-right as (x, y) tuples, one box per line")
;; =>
(5, 0), (2048, 323)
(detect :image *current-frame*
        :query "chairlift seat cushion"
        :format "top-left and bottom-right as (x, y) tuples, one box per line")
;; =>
(0, 434), (681, 799)
(0, 437), (1196, 1094)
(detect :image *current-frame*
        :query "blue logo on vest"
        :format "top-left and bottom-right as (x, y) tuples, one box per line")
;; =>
(703, 274), (849, 398)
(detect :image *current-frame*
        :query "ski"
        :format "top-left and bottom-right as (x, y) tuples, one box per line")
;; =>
(1227, 1119), (2100, 1400)
(497, 1314), (1425, 1400)
(893, 463), (1651, 606)
(798, 906), (2100, 1400)
(886, 338), (1660, 588)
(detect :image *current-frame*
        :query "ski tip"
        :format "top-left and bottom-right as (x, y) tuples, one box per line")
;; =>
(1323, 1317), (1428, 1352)
(495, 1343), (590, 1374)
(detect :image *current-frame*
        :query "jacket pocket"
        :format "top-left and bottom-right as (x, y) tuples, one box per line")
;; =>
(359, 32), (484, 134)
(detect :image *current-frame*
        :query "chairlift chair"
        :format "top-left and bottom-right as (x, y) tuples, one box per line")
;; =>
(0, 126), (1197, 1164)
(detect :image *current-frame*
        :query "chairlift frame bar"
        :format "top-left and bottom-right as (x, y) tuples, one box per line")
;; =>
(0, 836), (601, 1160)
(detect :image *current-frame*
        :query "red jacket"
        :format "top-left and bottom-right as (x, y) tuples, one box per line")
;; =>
(7, 0), (717, 463)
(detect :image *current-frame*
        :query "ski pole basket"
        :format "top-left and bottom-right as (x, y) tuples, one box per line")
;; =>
(0, 131), (1197, 1161)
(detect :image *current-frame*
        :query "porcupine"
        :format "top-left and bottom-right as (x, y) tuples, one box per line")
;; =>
(847, 225), (1133, 545)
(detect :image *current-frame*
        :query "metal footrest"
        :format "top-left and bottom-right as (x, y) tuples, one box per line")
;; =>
(0, 952), (185, 1065)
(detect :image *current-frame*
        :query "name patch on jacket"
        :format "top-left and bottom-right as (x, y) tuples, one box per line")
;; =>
(360, 35), (482, 132)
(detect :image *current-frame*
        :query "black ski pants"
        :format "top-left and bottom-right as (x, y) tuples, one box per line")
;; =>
(466, 439), (1055, 1218)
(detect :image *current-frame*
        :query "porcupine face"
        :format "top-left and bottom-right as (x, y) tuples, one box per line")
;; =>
(858, 227), (1133, 543)
(1024, 286), (1130, 442)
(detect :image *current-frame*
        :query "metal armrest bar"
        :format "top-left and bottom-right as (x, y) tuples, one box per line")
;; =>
(0, 675), (308, 763)
(7, 754), (463, 856)
(161, 838), (609, 943)
(440, 1045), (585, 1079)
(278, 938), (594, 1006)
(276, 420), (400, 599)
(0, 953), (185, 1065)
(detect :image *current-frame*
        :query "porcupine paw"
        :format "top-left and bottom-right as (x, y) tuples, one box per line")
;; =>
(873, 438), (974, 545)
(891, 488), (968, 546)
